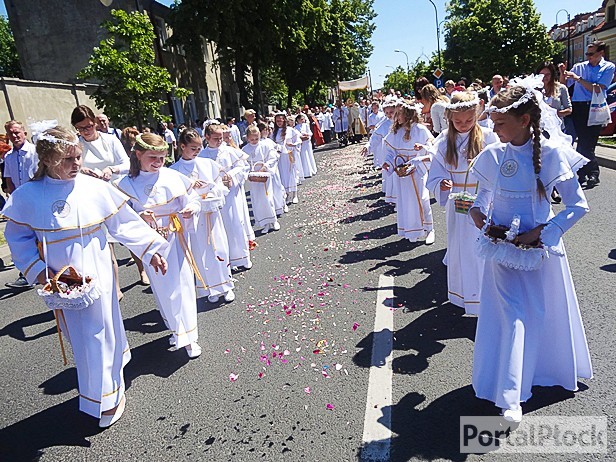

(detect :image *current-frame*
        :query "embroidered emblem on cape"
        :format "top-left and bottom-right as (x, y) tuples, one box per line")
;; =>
(51, 200), (71, 218)
(500, 159), (518, 177)
(188, 171), (199, 179)
(144, 184), (158, 197)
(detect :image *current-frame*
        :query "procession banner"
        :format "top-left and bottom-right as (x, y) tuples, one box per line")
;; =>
(338, 76), (369, 91)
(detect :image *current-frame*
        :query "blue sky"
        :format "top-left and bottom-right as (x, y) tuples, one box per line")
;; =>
(1, 0), (603, 89)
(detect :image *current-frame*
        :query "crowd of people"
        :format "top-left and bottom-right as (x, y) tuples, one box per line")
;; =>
(0, 39), (611, 430)
(361, 40), (612, 424)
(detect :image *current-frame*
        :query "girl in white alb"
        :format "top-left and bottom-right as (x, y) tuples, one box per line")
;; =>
(2, 125), (168, 428)
(383, 100), (435, 243)
(271, 113), (301, 205)
(259, 122), (287, 215)
(170, 128), (235, 304)
(200, 122), (253, 270)
(116, 133), (203, 359)
(242, 126), (280, 233)
(295, 113), (317, 177)
(426, 92), (499, 314)
(468, 82), (592, 423)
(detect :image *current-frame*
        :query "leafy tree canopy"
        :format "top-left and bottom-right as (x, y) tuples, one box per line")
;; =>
(78, 9), (190, 128)
(0, 16), (22, 78)
(443, 0), (558, 81)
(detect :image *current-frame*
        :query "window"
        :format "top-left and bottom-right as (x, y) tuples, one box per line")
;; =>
(171, 97), (185, 124)
(609, 5), (615, 23)
(187, 95), (197, 123)
(155, 17), (168, 47)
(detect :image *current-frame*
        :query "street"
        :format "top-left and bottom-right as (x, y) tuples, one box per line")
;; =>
(0, 142), (615, 462)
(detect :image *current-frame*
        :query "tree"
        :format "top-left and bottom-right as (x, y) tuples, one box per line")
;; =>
(443, 0), (559, 81)
(0, 16), (22, 78)
(78, 9), (190, 129)
(383, 66), (411, 94)
(170, 0), (376, 110)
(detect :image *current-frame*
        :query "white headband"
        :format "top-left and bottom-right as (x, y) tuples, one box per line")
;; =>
(486, 86), (535, 113)
(29, 119), (79, 146)
(446, 91), (481, 110)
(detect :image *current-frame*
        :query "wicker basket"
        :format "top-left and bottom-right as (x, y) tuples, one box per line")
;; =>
(37, 265), (100, 311)
(393, 154), (415, 177)
(449, 160), (478, 214)
(248, 161), (270, 183)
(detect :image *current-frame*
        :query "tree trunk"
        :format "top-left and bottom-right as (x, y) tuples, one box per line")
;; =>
(235, 59), (250, 110)
(252, 63), (263, 115)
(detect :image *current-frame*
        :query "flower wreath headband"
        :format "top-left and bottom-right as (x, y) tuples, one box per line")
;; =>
(29, 120), (79, 146)
(445, 92), (481, 111)
(486, 84), (535, 114)
(397, 101), (419, 111)
(135, 133), (168, 152)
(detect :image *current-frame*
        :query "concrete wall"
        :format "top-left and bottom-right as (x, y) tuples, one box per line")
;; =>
(0, 78), (99, 128)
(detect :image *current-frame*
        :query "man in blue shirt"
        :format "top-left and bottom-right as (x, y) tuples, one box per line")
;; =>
(561, 41), (616, 187)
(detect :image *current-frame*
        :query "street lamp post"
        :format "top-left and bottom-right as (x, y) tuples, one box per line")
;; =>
(427, 0), (442, 70)
(556, 9), (571, 68)
(394, 49), (410, 95)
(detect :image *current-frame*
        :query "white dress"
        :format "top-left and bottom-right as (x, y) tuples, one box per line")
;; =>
(79, 133), (130, 179)
(223, 143), (256, 242)
(368, 118), (393, 200)
(116, 168), (201, 349)
(242, 141), (278, 228)
(199, 145), (252, 268)
(260, 137), (286, 215)
(169, 157), (234, 298)
(2, 174), (167, 418)
(426, 128), (499, 314)
(470, 138), (592, 411)
(295, 122), (317, 177)
(272, 128), (301, 198)
(383, 124), (434, 241)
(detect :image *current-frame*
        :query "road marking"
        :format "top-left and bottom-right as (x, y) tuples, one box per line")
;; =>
(360, 274), (394, 461)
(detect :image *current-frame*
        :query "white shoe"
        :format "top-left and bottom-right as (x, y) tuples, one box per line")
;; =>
(186, 342), (202, 359)
(243, 260), (253, 269)
(272, 221), (281, 231)
(283, 205), (289, 213)
(99, 395), (126, 428)
(292, 196), (299, 204)
(261, 224), (270, 235)
(223, 290), (235, 302)
(501, 408), (522, 423)
(208, 294), (220, 303)
(231, 266), (239, 272)
(425, 230), (435, 245)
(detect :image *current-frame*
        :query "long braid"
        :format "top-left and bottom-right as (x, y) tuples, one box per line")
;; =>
(530, 115), (547, 200)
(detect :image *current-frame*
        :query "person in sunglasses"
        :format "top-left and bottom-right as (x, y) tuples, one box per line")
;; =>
(560, 41), (615, 188)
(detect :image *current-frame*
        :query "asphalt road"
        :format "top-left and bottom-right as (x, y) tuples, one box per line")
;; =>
(0, 142), (614, 462)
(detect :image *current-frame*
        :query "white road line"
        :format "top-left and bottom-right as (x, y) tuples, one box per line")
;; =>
(360, 274), (394, 461)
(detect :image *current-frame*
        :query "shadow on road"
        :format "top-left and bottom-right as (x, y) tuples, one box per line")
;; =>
(0, 310), (56, 342)
(600, 248), (616, 272)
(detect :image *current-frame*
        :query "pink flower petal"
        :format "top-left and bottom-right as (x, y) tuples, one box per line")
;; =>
(326, 403), (335, 411)
(352, 322), (360, 331)
(229, 373), (239, 382)
(304, 387), (311, 394)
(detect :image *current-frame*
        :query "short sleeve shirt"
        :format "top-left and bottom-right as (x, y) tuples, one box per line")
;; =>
(3, 141), (38, 187)
(568, 58), (616, 102)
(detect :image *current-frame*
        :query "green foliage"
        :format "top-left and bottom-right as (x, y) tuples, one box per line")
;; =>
(170, 0), (376, 109)
(383, 66), (411, 94)
(0, 16), (22, 78)
(444, 0), (559, 81)
(78, 9), (190, 128)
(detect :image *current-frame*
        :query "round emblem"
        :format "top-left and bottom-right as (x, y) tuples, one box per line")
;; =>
(500, 159), (518, 177)
(144, 184), (157, 197)
(51, 200), (71, 218)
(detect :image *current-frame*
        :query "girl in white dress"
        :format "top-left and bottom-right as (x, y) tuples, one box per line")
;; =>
(116, 133), (203, 359)
(242, 126), (280, 233)
(2, 125), (168, 427)
(295, 114), (317, 177)
(271, 113), (301, 205)
(170, 128), (235, 303)
(383, 100), (435, 243)
(426, 92), (499, 314)
(200, 123), (253, 270)
(469, 85), (592, 422)
(259, 122), (287, 215)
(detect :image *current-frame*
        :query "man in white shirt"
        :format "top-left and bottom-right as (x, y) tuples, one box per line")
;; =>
(488, 74), (504, 100)
(3, 120), (38, 288)
(96, 113), (122, 140)
(162, 122), (177, 161)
